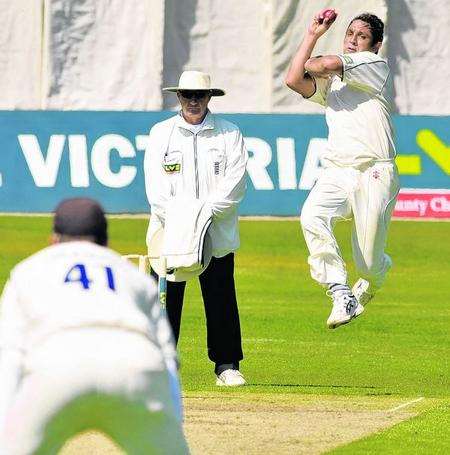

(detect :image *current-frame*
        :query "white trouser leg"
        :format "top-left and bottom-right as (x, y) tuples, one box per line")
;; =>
(2, 331), (189, 455)
(350, 163), (400, 291)
(300, 168), (353, 286)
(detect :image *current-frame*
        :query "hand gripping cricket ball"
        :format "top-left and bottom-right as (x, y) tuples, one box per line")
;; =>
(318, 9), (337, 24)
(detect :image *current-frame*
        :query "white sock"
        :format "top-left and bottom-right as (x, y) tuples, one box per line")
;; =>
(328, 283), (350, 293)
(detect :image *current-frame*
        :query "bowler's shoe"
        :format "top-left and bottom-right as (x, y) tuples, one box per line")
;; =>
(327, 289), (364, 329)
(352, 278), (374, 310)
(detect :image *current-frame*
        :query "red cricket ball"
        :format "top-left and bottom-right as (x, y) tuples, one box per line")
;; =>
(318, 9), (337, 24)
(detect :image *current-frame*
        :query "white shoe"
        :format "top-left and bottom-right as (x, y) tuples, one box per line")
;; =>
(352, 278), (374, 309)
(216, 369), (246, 387)
(326, 289), (363, 329)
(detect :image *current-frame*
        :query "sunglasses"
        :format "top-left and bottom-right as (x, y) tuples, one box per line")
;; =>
(179, 90), (211, 100)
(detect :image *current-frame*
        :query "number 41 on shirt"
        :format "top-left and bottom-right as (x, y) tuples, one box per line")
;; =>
(64, 263), (116, 291)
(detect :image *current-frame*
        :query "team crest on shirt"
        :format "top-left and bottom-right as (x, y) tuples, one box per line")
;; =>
(373, 169), (380, 179)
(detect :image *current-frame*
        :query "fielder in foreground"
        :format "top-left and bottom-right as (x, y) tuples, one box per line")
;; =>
(286, 9), (399, 328)
(0, 198), (189, 454)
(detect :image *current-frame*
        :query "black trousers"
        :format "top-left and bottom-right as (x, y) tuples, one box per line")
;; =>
(158, 253), (243, 367)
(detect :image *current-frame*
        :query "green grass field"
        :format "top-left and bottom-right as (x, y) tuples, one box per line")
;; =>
(0, 216), (449, 453)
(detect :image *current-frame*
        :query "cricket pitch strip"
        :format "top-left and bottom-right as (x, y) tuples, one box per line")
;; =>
(60, 393), (425, 454)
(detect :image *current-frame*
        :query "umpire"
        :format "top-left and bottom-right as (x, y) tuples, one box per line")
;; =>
(144, 71), (248, 387)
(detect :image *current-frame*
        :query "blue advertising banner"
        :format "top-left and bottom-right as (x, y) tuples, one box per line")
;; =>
(0, 111), (449, 215)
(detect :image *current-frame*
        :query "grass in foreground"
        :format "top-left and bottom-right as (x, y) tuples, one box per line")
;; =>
(329, 401), (450, 454)
(0, 216), (449, 453)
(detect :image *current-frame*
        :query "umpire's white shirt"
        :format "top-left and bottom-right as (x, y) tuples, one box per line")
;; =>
(0, 241), (178, 432)
(144, 111), (248, 258)
(308, 51), (396, 168)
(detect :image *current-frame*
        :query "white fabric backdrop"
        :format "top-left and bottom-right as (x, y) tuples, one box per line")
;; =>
(0, 0), (43, 109)
(161, 0), (387, 113)
(42, 0), (165, 110)
(162, 0), (273, 112)
(387, 0), (450, 114)
(0, 0), (449, 114)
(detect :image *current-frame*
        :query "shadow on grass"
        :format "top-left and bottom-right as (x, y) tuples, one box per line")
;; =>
(249, 383), (378, 389)
(244, 384), (398, 396)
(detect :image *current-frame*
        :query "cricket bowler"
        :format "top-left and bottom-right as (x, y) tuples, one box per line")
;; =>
(285, 9), (399, 328)
(0, 198), (189, 454)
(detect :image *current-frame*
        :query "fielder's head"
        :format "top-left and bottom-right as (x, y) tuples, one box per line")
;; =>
(344, 13), (384, 54)
(52, 198), (108, 246)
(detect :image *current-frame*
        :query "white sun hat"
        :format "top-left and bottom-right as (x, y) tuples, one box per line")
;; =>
(163, 71), (225, 96)
(147, 227), (213, 282)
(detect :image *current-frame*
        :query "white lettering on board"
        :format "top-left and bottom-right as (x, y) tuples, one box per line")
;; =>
(18, 134), (66, 187)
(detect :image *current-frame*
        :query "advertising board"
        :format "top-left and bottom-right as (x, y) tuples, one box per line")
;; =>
(0, 112), (448, 218)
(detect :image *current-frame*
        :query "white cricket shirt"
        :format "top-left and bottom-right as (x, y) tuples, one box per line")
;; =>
(0, 241), (176, 373)
(308, 51), (396, 168)
(0, 241), (183, 433)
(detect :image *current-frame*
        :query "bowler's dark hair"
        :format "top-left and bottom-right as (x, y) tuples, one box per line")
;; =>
(350, 13), (384, 46)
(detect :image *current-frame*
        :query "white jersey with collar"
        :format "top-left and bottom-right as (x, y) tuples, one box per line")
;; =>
(307, 51), (396, 169)
(0, 241), (176, 373)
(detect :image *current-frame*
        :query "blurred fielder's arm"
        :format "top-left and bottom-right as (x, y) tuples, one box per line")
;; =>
(285, 8), (339, 97)
(206, 128), (248, 219)
(144, 125), (171, 224)
(0, 278), (25, 430)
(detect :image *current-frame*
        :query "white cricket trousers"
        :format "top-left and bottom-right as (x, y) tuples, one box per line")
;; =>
(0, 329), (189, 455)
(300, 162), (399, 290)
